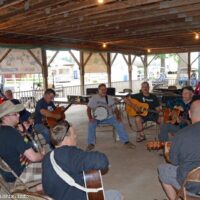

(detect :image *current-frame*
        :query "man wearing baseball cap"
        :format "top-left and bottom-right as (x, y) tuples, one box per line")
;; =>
(0, 100), (45, 191)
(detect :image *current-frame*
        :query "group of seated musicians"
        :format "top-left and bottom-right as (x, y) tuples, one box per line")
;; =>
(124, 82), (200, 145)
(1, 82), (200, 200)
(0, 90), (124, 200)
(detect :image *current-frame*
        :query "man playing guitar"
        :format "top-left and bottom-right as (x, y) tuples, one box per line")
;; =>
(42, 121), (123, 200)
(124, 81), (163, 142)
(34, 89), (62, 149)
(158, 86), (194, 142)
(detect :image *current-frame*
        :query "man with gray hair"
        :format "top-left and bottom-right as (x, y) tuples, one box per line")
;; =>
(158, 100), (200, 200)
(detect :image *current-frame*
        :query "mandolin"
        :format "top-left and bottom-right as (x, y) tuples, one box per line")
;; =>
(83, 170), (105, 200)
(163, 106), (184, 124)
(125, 98), (157, 117)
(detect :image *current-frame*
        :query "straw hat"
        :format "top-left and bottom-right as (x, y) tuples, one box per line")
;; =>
(0, 100), (24, 118)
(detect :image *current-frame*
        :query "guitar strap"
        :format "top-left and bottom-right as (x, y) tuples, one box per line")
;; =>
(105, 95), (108, 105)
(50, 151), (103, 193)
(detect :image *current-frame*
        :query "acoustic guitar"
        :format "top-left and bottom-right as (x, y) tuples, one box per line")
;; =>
(163, 106), (184, 124)
(46, 103), (73, 127)
(83, 170), (105, 200)
(125, 98), (157, 117)
(146, 140), (166, 151)
(146, 140), (171, 162)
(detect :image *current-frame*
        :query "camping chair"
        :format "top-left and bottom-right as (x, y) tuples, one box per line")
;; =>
(175, 167), (200, 200)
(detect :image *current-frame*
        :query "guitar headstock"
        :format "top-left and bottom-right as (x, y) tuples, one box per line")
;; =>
(146, 140), (165, 151)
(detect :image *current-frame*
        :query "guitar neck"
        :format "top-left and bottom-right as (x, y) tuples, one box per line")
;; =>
(148, 109), (158, 113)
(63, 102), (73, 112)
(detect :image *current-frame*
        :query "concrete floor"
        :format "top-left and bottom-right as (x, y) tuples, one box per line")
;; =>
(65, 105), (168, 200)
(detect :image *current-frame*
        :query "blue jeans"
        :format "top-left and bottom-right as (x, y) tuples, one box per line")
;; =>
(87, 116), (129, 145)
(34, 123), (51, 145)
(158, 123), (180, 142)
(158, 163), (180, 189)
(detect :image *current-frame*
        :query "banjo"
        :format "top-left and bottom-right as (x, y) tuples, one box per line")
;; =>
(93, 106), (109, 121)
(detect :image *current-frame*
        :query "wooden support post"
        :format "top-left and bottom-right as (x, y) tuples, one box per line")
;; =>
(41, 49), (48, 90)
(188, 52), (191, 83)
(0, 49), (12, 63)
(128, 55), (132, 89)
(80, 51), (85, 95)
(122, 54), (135, 90)
(143, 55), (148, 80)
(107, 52), (111, 87)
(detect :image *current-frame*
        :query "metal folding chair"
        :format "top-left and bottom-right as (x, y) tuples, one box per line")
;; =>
(0, 157), (52, 199)
(176, 166), (200, 200)
(96, 124), (119, 143)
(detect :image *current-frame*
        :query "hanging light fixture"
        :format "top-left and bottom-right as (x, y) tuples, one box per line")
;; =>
(98, 0), (104, 4)
(102, 43), (107, 48)
(147, 49), (151, 53)
(195, 33), (199, 40)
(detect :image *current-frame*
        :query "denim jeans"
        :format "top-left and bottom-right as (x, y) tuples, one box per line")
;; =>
(87, 116), (129, 145)
(34, 123), (51, 145)
(158, 123), (180, 142)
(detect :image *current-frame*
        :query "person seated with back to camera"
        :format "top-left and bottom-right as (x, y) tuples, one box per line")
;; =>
(158, 86), (194, 142)
(158, 100), (200, 200)
(124, 81), (163, 142)
(86, 83), (135, 151)
(42, 121), (124, 200)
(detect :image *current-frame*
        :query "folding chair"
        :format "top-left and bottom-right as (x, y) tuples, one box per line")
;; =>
(96, 124), (119, 143)
(0, 157), (52, 199)
(176, 167), (200, 200)
(126, 116), (159, 140)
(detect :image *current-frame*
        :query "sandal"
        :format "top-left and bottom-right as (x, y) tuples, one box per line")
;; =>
(136, 135), (146, 143)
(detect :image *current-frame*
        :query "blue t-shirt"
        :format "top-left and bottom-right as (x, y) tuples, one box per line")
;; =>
(42, 146), (109, 200)
(11, 99), (31, 122)
(0, 126), (31, 182)
(34, 98), (55, 124)
(166, 98), (191, 128)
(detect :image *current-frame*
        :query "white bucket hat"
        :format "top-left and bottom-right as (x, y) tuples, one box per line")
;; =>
(0, 100), (24, 118)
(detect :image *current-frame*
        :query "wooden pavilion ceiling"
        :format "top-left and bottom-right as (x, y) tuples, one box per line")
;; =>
(1, 0), (200, 55)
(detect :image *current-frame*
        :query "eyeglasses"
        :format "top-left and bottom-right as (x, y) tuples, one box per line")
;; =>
(61, 121), (71, 141)
(6, 113), (19, 117)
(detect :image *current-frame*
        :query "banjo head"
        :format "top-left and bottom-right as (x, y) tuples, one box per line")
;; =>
(93, 106), (109, 121)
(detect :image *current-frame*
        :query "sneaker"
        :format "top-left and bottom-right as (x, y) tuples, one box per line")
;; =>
(86, 144), (95, 151)
(124, 142), (136, 149)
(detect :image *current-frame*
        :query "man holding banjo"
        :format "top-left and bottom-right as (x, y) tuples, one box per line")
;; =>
(86, 83), (135, 151)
